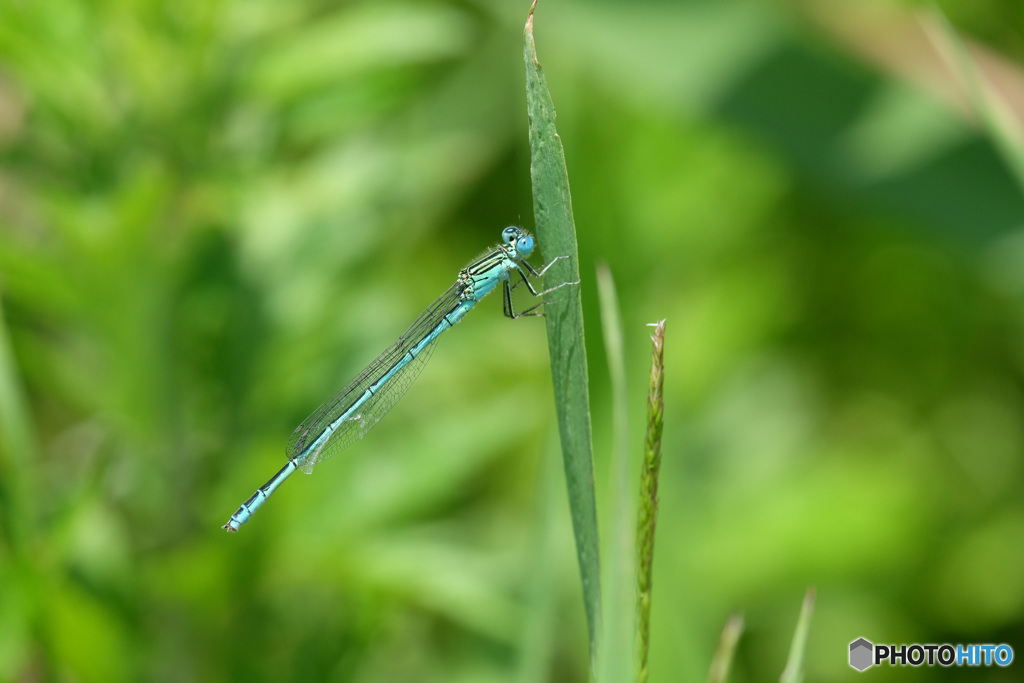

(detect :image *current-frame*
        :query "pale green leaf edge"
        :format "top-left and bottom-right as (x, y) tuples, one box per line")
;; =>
(779, 587), (816, 683)
(596, 264), (635, 683)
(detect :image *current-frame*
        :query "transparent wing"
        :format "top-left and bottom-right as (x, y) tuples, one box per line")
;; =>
(296, 340), (440, 473)
(287, 281), (462, 472)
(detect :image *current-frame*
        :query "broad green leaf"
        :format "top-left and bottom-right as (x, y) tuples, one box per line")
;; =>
(524, 1), (602, 666)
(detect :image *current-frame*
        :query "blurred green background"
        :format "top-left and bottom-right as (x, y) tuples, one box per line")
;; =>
(2, 0), (1024, 681)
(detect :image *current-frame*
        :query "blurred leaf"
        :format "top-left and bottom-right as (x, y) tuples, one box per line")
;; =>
(249, 3), (476, 103)
(921, 9), (1024, 190)
(707, 615), (744, 683)
(595, 265), (633, 683)
(929, 508), (1024, 629)
(0, 567), (33, 680)
(0, 299), (36, 554)
(351, 531), (521, 644)
(46, 581), (134, 683)
(779, 588), (815, 683)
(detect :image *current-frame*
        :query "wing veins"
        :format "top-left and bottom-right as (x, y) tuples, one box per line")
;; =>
(286, 281), (463, 461)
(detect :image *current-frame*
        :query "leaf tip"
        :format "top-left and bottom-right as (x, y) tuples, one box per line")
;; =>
(525, 0), (541, 66)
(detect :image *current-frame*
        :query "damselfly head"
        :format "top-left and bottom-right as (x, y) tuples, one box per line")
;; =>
(502, 226), (535, 259)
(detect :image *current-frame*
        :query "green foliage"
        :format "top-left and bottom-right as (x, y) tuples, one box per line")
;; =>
(2, 0), (1024, 681)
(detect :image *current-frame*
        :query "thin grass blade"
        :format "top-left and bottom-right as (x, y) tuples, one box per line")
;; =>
(708, 615), (745, 683)
(921, 9), (1024, 190)
(595, 264), (634, 683)
(779, 587), (817, 683)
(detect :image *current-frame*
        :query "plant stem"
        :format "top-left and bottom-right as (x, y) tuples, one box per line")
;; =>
(636, 320), (665, 683)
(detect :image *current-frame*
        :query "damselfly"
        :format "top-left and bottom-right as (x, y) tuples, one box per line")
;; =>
(222, 226), (573, 532)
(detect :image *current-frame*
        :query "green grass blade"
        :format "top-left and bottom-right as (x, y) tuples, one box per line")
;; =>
(922, 9), (1024, 191)
(779, 588), (816, 683)
(707, 615), (745, 683)
(595, 264), (634, 683)
(524, 0), (602, 666)
(636, 319), (665, 683)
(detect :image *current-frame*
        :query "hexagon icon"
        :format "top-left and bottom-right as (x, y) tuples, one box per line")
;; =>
(849, 638), (874, 671)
